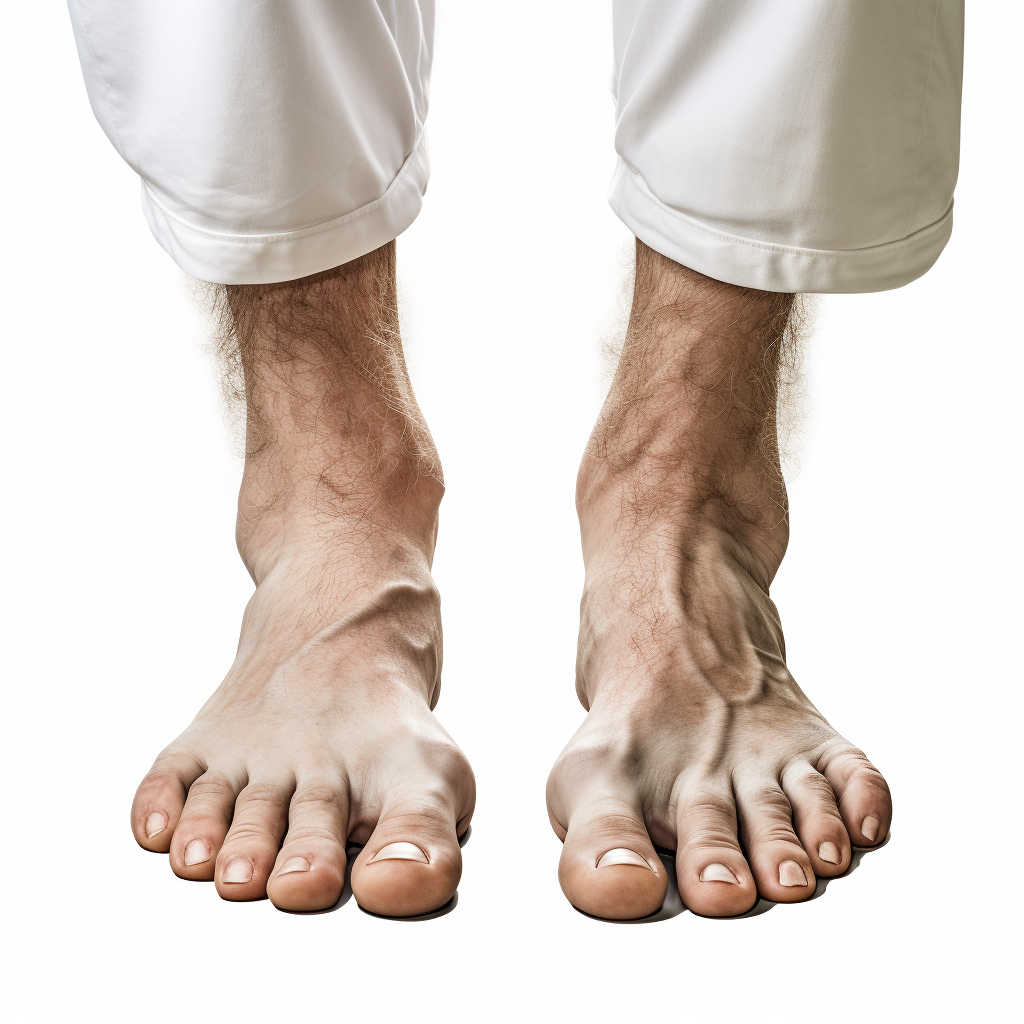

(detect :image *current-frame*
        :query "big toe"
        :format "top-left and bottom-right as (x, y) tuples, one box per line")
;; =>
(558, 808), (667, 920)
(351, 807), (463, 917)
(350, 744), (474, 918)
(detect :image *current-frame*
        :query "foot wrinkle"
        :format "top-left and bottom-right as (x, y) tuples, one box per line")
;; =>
(289, 783), (346, 810)
(152, 750), (207, 779)
(745, 824), (806, 847)
(736, 784), (794, 814)
(570, 812), (651, 842)
(307, 578), (439, 647)
(220, 824), (281, 843)
(236, 780), (293, 804)
(282, 824), (345, 844)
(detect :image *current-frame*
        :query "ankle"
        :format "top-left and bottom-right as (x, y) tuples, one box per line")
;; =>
(220, 243), (444, 583)
(576, 241), (795, 589)
(236, 458), (442, 584)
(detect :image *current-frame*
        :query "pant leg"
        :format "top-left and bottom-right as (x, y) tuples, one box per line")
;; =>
(67, 0), (433, 284)
(610, 0), (964, 293)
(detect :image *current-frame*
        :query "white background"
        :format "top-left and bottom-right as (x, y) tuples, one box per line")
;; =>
(2, 3), (1020, 1022)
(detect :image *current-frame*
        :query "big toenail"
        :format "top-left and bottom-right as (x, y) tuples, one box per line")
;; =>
(699, 863), (739, 884)
(370, 842), (428, 864)
(597, 848), (651, 869)
(183, 839), (211, 866)
(818, 841), (841, 864)
(861, 815), (880, 843)
(223, 858), (254, 884)
(278, 856), (311, 875)
(145, 812), (167, 838)
(779, 860), (808, 886)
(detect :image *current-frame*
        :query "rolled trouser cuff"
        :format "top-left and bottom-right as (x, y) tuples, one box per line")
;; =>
(611, 159), (955, 295)
(141, 138), (429, 286)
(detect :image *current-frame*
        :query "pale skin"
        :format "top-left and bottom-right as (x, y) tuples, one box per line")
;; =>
(131, 238), (891, 919)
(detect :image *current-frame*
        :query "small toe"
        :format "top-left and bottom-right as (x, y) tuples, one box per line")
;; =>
(215, 779), (291, 901)
(736, 778), (815, 903)
(820, 748), (892, 847)
(268, 781), (349, 912)
(169, 767), (243, 881)
(782, 763), (851, 876)
(674, 782), (757, 917)
(131, 750), (205, 853)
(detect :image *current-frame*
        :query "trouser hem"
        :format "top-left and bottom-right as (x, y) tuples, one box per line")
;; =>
(609, 159), (954, 294)
(141, 137), (429, 285)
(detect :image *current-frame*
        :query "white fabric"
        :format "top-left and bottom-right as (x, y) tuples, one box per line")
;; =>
(67, 0), (433, 285)
(68, 0), (963, 292)
(611, 0), (964, 292)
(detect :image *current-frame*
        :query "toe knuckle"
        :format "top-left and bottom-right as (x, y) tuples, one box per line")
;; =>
(284, 824), (340, 844)
(240, 781), (288, 806)
(291, 784), (344, 812)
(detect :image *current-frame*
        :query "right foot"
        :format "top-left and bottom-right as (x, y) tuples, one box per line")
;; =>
(130, 246), (475, 916)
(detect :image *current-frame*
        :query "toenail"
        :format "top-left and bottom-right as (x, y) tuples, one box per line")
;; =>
(699, 862), (739, 884)
(145, 812), (167, 839)
(597, 848), (652, 870)
(861, 815), (880, 843)
(223, 858), (254, 884)
(818, 841), (841, 865)
(183, 839), (211, 866)
(369, 842), (428, 864)
(778, 860), (808, 887)
(278, 856), (311, 875)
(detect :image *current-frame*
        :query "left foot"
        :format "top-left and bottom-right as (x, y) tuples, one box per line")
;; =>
(546, 243), (892, 920)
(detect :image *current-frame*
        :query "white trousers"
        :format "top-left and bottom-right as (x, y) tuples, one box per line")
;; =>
(68, 1), (963, 292)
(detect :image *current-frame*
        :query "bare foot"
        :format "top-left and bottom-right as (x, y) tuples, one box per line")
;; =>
(130, 245), (474, 916)
(547, 243), (891, 920)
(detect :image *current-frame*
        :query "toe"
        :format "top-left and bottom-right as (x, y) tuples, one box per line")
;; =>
(674, 781), (757, 917)
(169, 766), (243, 880)
(131, 750), (205, 854)
(736, 777), (815, 903)
(351, 802), (463, 918)
(267, 780), (349, 912)
(215, 779), (291, 902)
(782, 762), (851, 876)
(556, 797), (667, 920)
(351, 743), (474, 918)
(820, 748), (892, 847)
(547, 744), (666, 920)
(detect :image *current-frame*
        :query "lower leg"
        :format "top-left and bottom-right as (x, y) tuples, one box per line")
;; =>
(131, 243), (474, 915)
(547, 240), (891, 919)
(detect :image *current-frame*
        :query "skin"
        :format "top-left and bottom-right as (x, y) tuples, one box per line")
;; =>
(131, 238), (891, 920)
(130, 243), (475, 916)
(546, 241), (892, 919)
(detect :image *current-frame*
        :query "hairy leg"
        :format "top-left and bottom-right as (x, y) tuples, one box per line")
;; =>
(547, 240), (890, 919)
(131, 243), (474, 915)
